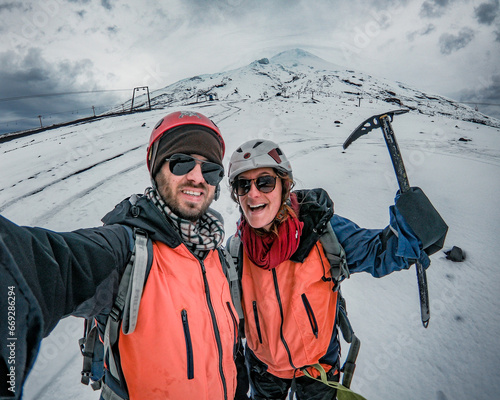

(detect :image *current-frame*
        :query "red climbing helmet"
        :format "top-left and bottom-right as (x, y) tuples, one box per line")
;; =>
(146, 111), (225, 174)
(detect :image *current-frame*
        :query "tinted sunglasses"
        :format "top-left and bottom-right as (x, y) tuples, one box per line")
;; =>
(233, 175), (277, 196)
(165, 154), (224, 186)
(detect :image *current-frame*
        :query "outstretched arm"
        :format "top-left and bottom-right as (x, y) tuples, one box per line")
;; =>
(0, 215), (131, 399)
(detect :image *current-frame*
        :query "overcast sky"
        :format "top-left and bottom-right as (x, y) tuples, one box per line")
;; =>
(0, 0), (499, 132)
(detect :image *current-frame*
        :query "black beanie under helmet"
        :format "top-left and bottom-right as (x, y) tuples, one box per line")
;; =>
(151, 125), (224, 178)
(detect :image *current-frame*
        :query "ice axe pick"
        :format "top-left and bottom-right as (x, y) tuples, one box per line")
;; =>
(343, 109), (430, 328)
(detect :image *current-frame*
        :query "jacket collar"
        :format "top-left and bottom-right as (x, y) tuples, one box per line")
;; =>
(101, 194), (182, 248)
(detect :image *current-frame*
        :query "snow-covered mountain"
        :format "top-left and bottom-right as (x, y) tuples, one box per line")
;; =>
(122, 48), (499, 129)
(1, 49), (499, 400)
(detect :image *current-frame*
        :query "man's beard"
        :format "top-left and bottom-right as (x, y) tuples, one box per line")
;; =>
(156, 176), (214, 222)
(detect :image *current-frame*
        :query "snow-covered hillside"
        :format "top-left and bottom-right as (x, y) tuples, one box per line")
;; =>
(1, 50), (499, 400)
(121, 48), (499, 130)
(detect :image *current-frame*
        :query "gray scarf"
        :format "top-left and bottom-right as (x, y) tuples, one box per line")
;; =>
(145, 187), (224, 259)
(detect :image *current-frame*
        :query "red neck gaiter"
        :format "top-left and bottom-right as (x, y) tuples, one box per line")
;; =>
(239, 193), (304, 270)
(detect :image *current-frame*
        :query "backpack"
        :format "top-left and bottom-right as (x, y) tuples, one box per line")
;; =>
(224, 221), (361, 390)
(79, 227), (152, 399)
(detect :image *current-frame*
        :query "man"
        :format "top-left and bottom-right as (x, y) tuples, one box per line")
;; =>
(0, 111), (247, 400)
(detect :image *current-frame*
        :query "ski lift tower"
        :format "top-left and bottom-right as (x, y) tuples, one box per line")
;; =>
(130, 86), (151, 111)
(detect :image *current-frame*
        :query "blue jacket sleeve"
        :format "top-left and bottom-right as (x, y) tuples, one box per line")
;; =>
(331, 213), (430, 278)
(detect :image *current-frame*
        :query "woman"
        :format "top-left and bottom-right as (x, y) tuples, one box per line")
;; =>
(227, 139), (447, 400)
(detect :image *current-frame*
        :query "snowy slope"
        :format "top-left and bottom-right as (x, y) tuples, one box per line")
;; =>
(120, 48), (499, 130)
(1, 50), (500, 400)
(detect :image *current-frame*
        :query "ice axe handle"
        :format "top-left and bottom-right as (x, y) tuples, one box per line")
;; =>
(380, 115), (430, 328)
(416, 258), (430, 328)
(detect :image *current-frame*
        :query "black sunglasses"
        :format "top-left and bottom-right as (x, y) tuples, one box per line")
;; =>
(233, 175), (277, 196)
(165, 154), (224, 186)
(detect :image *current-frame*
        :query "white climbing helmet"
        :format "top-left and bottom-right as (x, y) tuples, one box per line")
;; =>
(228, 139), (293, 184)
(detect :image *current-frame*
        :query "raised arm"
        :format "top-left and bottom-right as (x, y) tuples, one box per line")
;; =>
(331, 187), (447, 278)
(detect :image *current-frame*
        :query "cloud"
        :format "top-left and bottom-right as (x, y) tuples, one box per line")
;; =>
(176, 0), (305, 28)
(407, 23), (436, 41)
(439, 27), (475, 54)
(459, 74), (500, 119)
(0, 48), (122, 131)
(0, 0), (497, 131)
(461, 74), (500, 102)
(0, 2), (24, 34)
(101, 0), (114, 11)
(0, 2), (23, 13)
(481, 74), (500, 102)
(420, 0), (452, 18)
(181, 0), (301, 17)
(474, 0), (499, 25)
(107, 25), (118, 34)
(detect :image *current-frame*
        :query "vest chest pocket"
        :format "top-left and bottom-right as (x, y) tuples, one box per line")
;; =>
(226, 301), (238, 357)
(252, 301), (263, 344)
(181, 309), (194, 379)
(301, 294), (319, 338)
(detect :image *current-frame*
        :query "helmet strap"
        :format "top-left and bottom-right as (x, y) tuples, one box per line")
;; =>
(214, 184), (220, 201)
(148, 140), (159, 177)
(275, 199), (290, 223)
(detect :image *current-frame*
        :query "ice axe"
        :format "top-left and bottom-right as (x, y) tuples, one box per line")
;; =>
(343, 109), (430, 328)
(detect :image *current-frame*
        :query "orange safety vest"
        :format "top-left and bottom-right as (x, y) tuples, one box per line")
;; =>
(118, 241), (238, 400)
(241, 241), (338, 379)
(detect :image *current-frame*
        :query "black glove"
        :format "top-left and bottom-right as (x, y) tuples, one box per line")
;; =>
(395, 187), (448, 256)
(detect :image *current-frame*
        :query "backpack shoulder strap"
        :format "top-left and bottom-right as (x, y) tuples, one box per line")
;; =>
(221, 235), (244, 320)
(80, 226), (151, 394)
(319, 222), (349, 285)
(226, 234), (242, 270)
(106, 227), (150, 334)
(81, 194), (153, 398)
(121, 228), (150, 334)
(318, 222), (360, 388)
(102, 227), (151, 397)
(79, 318), (102, 387)
(336, 291), (360, 389)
